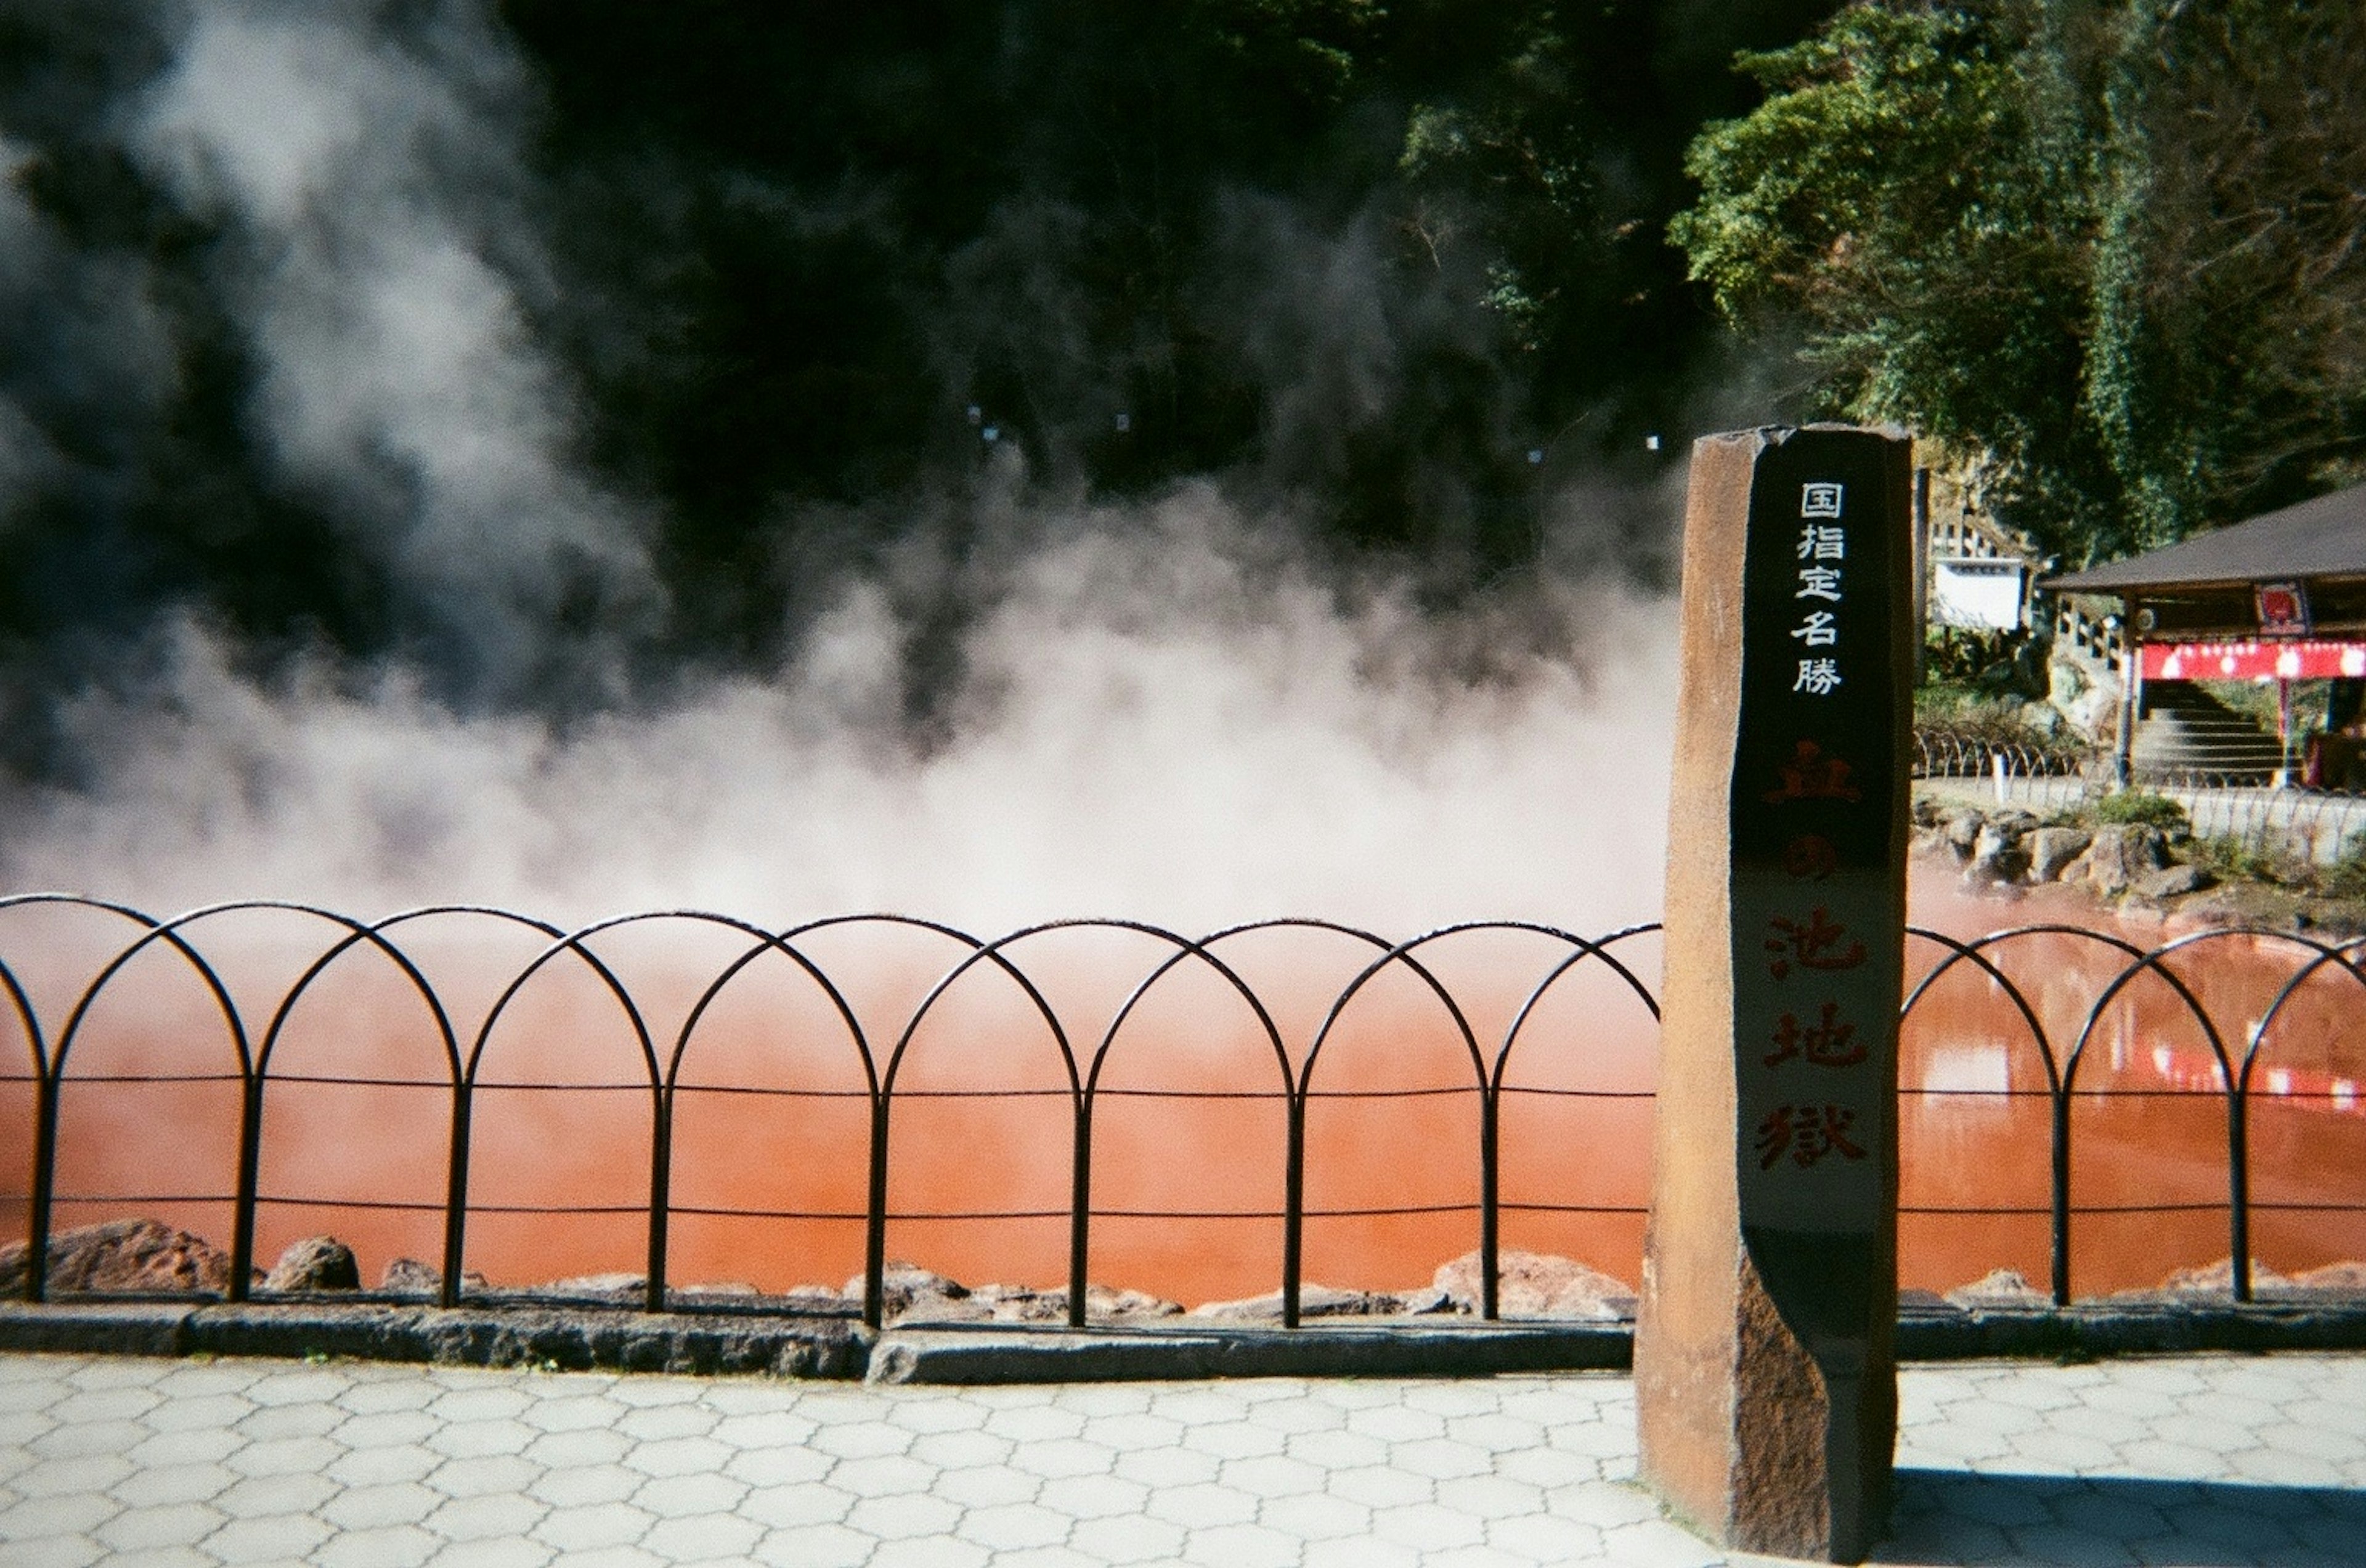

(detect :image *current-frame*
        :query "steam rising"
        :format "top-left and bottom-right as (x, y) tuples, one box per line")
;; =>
(128, 0), (656, 680)
(0, 0), (1682, 927)
(7, 495), (1675, 927)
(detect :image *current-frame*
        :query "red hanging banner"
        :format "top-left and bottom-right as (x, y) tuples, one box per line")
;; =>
(2141, 639), (2366, 681)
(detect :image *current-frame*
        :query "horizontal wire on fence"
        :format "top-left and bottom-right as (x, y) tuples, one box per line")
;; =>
(2, 1073), (1656, 1100)
(30, 1069), (2360, 1101)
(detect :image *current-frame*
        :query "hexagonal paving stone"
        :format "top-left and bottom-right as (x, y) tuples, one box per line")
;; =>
(612, 1402), (719, 1442)
(521, 1426), (633, 1470)
(711, 1411), (819, 1450)
(1009, 1437), (1119, 1480)
(906, 1428), (1012, 1472)
(325, 1442), (443, 1489)
(425, 1387), (534, 1425)
(203, 1510), (336, 1564)
(740, 1481), (854, 1529)
(826, 1452), (936, 1498)
(1258, 1489), (1372, 1542)
(720, 1442), (835, 1489)
(421, 1535), (552, 1568)
(639, 1510), (766, 1560)
(422, 1489), (547, 1542)
(526, 1461), (646, 1508)
(1179, 1519), (1301, 1566)
(808, 1420), (912, 1461)
(845, 1491), (965, 1542)
(983, 1405), (1086, 1443)
(323, 1481), (446, 1532)
(1143, 1480), (1259, 1529)
(632, 1469), (746, 1519)
(1035, 1473), (1149, 1519)
(955, 1500), (1071, 1551)
(49, 1386), (163, 1425)
(212, 1470), (340, 1520)
(529, 1499), (657, 1552)
(0, 1487), (123, 1540)
(423, 1453), (540, 1500)
(865, 1535), (991, 1568)
(13, 1453), (137, 1499)
(31, 1417), (149, 1463)
(1487, 1511), (1609, 1564)
(619, 1434), (734, 1479)
(751, 1521), (876, 1567)
(108, 1460), (242, 1509)
(92, 1499), (226, 1554)
(927, 1461), (1044, 1509)
(1068, 1514), (1187, 1564)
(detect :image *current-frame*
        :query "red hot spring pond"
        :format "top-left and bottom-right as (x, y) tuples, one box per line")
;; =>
(2, 874), (2361, 1307)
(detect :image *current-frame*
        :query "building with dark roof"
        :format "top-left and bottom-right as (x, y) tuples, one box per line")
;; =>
(2040, 483), (2366, 786)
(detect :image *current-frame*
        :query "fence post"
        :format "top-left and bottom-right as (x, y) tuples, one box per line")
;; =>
(863, 1096), (890, 1330)
(2228, 1084), (2251, 1305)
(441, 1089), (473, 1309)
(229, 1073), (266, 1302)
(2051, 1088), (2073, 1307)
(645, 1088), (672, 1314)
(23, 1073), (58, 1304)
(1068, 1095), (1092, 1330)
(1282, 1091), (1305, 1329)
(1479, 1089), (1500, 1321)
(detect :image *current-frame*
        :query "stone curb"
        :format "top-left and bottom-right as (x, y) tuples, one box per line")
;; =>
(864, 1322), (1632, 1385)
(6, 1298), (2365, 1381)
(1896, 1299), (2366, 1360)
(0, 1301), (872, 1378)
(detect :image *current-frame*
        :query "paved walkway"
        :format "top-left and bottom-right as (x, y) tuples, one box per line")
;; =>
(1, 1351), (2362, 1566)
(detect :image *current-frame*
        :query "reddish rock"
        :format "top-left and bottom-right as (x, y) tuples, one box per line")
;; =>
(0, 1218), (237, 1296)
(962, 1283), (1184, 1323)
(2291, 1261), (2366, 1294)
(380, 1257), (489, 1296)
(1945, 1268), (2047, 1307)
(1188, 1285), (1400, 1321)
(2158, 1257), (2287, 1295)
(1434, 1249), (1635, 1320)
(262, 1235), (360, 1292)
(845, 1261), (969, 1319)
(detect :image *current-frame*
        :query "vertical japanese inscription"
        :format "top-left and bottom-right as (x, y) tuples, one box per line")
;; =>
(1732, 437), (1905, 1249)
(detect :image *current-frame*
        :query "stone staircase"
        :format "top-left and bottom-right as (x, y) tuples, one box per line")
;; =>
(2131, 682), (2288, 782)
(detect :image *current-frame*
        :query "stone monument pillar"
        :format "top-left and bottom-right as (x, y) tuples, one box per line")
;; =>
(1636, 426), (1912, 1562)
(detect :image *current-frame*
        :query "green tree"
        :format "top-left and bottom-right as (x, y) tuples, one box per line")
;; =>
(1671, 1), (2366, 563)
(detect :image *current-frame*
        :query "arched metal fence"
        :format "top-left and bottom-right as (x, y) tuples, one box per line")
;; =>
(3, 896), (2362, 1323)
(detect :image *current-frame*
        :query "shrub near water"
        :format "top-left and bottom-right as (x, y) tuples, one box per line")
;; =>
(2092, 790), (2191, 835)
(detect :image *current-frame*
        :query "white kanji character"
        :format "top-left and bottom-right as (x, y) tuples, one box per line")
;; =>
(1800, 482), (1844, 518)
(1795, 564), (1843, 602)
(1797, 524), (1845, 561)
(1794, 658), (1842, 695)
(1791, 611), (1838, 646)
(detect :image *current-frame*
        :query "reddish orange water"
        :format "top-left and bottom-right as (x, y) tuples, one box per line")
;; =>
(2, 885), (2360, 1304)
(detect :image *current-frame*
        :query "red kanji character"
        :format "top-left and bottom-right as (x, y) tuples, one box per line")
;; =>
(1762, 740), (1863, 804)
(1756, 1103), (1868, 1169)
(1763, 1001), (1864, 1068)
(1764, 908), (1868, 979)
(1792, 1103), (1867, 1165)
(1782, 834), (1839, 880)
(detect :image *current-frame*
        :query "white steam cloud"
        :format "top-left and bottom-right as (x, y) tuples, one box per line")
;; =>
(9, 486), (1676, 930)
(128, 0), (654, 680)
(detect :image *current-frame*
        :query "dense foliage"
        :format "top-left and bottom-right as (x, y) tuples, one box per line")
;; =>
(1671, 0), (2366, 563)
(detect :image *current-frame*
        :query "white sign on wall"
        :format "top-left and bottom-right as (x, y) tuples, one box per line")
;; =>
(1929, 557), (2025, 631)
